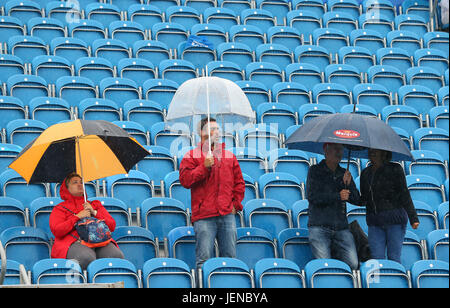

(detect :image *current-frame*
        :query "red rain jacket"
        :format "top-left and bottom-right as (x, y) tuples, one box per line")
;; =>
(49, 178), (118, 258)
(179, 143), (245, 223)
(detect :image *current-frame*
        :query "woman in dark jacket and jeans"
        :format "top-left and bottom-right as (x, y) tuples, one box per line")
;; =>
(359, 149), (420, 263)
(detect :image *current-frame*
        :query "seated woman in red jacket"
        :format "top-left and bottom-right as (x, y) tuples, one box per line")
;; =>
(49, 173), (124, 270)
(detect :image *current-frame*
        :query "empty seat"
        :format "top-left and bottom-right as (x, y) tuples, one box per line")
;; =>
(387, 30), (422, 57)
(6, 0), (42, 23)
(287, 10), (322, 44)
(177, 41), (216, 70)
(240, 8), (276, 33)
(305, 259), (357, 288)
(85, 2), (121, 28)
(313, 28), (349, 56)
(109, 21), (146, 48)
(256, 43), (293, 70)
(382, 105), (422, 137)
(0, 96), (26, 131)
(32, 258), (85, 285)
(254, 258), (305, 288)
(142, 258), (194, 288)
(406, 174), (446, 208)
(426, 229), (449, 262)
(395, 14), (428, 37)
(5, 119), (47, 149)
(55, 76), (98, 109)
(133, 40), (171, 67)
(429, 106), (449, 132)
(255, 0), (291, 26)
(406, 66), (445, 94)
(398, 84), (437, 117)
(294, 45), (332, 72)
(78, 98), (121, 122)
(353, 83), (392, 115)
(408, 150), (448, 185)
(27, 17), (65, 45)
(0, 197), (26, 234)
(257, 103), (297, 135)
(313, 82), (351, 111)
(411, 260), (449, 288)
(100, 77), (141, 109)
(423, 31), (449, 55)
(360, 259), (411, 288)
(202, 257), (254, 288)
(236, 227), (277, 269)
(350, 29), (386, 55)
(87, 258), (140, 288)
(368, 65), (405, 95)
(359, 12), (394, 38)
(0, 16), (25, 40)
(267, 26), (302, 53)
(7, 74), (49, 106)
(152, 22), (188, 50)
(217, 42), (255, 71)
(278, 227), (314, 269)
(50, 37), (90, 64)
(323, 11), (358, 34)
(128, 4), (163, 29)
(413, 127), (449, 160)
(158, 59), (198, 86)
(167, 226), (197, 270)
(92, 39), (131, 66)
(246, 62), (283, 94)
(272, 81), (312, 111)
(377, 47), (414, 73)
(67, 19), (106, 46)
(338, 46), (375, 74)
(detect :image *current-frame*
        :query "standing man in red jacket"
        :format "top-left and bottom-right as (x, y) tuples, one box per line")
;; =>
(180, 117), (245, 271)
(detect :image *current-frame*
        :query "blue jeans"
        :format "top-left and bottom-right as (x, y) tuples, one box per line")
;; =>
(309, 226), (359, 270)
(368, 224), (406, 263)
(193, 214), (237, 270)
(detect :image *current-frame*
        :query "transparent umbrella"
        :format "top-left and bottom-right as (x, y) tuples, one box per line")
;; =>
(165, 76), (255, 153)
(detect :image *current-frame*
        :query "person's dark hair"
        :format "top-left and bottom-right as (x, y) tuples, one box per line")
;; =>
(382, 150), (392, 162)
(65, 172), (82, 187)
(198, 117), (217, 134)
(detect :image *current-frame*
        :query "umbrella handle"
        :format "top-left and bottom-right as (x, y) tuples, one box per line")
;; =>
(206, 65), (212, 155)
(76, 137), (88, 203)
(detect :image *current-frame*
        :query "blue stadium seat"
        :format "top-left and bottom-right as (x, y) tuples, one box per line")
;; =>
(325, 64), (363, 92)
(100, 77), (140, 109)
(46, 1), (82, 24)
(6, 0), (42, 23)
(401, 0), (431, 22)
(267, 148), (311, 184)
(230, 24), (266, 51)
(230, 147), (267, 183)
(7, 74), (49, 106)
(106, 170), (154, 213)
(6, 119), (47, 149)
(0, 54), (25, 83)
(236, 227), (277, 269)
(219, 0), (252, 15)
(135, 145), (175, 189)
(0, 197), (26, 234)
(313, 82), (351, 111)
(398, 85), (437, 117)
(267, 26), (302, 53)
(438, 202), (448, 229)
(92, 39), (131, 66)
(359, 13), (394, 38)
(29, 197), (62, 237)
(429, 106), (449, 132)
(29, 97), (72, 126)
(367, 65), (405, 95)
(112, 226), (158, 271)
(0, 226), (51, 270)
(292, 0), (326, 17)
(408, 150), (448, 185)
(113, 121), (148, 146)
(426, 229), (449, 262)
(87, 258), (140, 288)
(0, 96), (26, 131)
(56, 76), (98, 109)
(287, 10), (322, 44)
(294, 45), (332, 72)
(67, 19), (106, 46)
(117, 58), (156, 87)
(167, 226), (200, 270)
(377, 47), (413, 73)
(255, 0), (291, 26)
(128, 4), (163, 29)
(407, 200), (439, 240)
(158, 59), (198, 86)
(150, 122), (192, 153)
(254, 258), (305, 288)
(239, 124), (281, 157)
(133, 40), (171, 67)
(32, 258), (85, 285)
(328, 0), (361, 19)
(257, 103), (297, 135)
(236, 80), (271, 110)
(411, 260), (449, 288)
(256, 43), (293, 70)
(78, 98), (121, 122)
(190, 23), (228, 48)
(1, 259), (23, 285)
(406, 174), (446, 208)
(245, 62), (283, 90)
(184, 0), (216, 13)
(143, 79), (178, 111)
(277, 228), (314, 269)
(164, 171), (191, 210)
(353, 83), (392, 115)
(206, 60), (244, 82)
(140, 197), (188, 243)
(285, 63), (324, 91)
(387, 30), (422, 57)
(350, 29), (386, 55)
(242, 173), (259, 212)
(290, 200), (309, 228)
(381, 105), (422, 137)
(305, 259), (357, 288)
(85, 2), (121, 28)
(152, 22), (188, 50)
(177, 41), (217, 70)
(240, 8), (276, 33)
(406, 66), (445, 94)
(244, 198), (291, 239)
(426, 50), (447, 78)
(202, 257), (254, 288)
(298, 103), (336, 124)
(395, 14), (429, 37)
(346, 204), (368, 233)
(142, 258), (194, 288)
(27, 17), (65, 45)
(360, 259), (411, 288)
(401, 230), (426, 270)
(166, 6), (202, 31)
(150, 0), (179, 12)
(313, 28), (349, 56)
(423, 31), (449, 54)
(338, 46), (375, 74)
(323, 11), (358, 34)
(32, 55), (72, 85)
(362, 0), (396, 20)
(438, 86), (449, 106)
(95, 197), (130, 227)
(272, 81), (312, 111)
(0, 16), (25, 40)
(413, 127), (449, 160)
(50, 37), (90, 64)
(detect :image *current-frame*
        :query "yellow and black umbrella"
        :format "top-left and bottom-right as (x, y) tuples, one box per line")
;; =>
(9, 119), (149, 189)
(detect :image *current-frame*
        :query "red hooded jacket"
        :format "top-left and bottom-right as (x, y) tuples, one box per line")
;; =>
(179, 143), (245, 223)
(49, 178), (118, 258)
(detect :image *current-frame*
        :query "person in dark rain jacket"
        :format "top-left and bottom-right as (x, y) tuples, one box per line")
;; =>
(359, 149), (419, 263)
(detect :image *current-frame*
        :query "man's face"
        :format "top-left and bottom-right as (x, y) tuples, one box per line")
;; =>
(324, 143), (344, 163)
(201, 121), (220, 144)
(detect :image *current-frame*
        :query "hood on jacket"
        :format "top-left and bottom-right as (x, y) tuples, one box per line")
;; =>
(59, 175), (85, 203)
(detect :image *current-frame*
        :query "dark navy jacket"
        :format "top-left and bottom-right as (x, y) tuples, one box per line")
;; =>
(306, 160), (360, 230)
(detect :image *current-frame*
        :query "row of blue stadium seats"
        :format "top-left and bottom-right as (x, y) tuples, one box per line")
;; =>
(0, 174), (448, 235)
(0, 10), (441, 48)
(2, 256), (448, 288)
(1, 223), (448, 286)
(0, 0), (436, 25)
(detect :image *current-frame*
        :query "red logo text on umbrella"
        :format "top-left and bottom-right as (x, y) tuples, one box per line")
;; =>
(334, 129), (361, 139)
